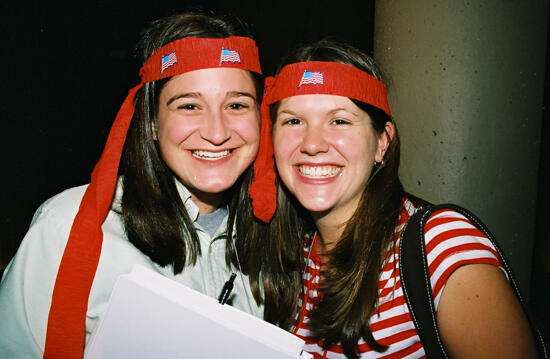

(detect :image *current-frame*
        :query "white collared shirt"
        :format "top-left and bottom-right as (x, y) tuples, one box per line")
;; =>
(0, 179), (263, 359)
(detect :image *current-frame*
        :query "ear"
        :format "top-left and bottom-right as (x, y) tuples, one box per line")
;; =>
(151, 121), (158, 141)
(375, 121), (395, 163)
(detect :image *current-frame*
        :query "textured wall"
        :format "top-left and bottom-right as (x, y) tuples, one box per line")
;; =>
(374, 1), (548, 295)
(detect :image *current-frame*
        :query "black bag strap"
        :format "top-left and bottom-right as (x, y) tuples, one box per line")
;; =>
(399, 203), (548, 358)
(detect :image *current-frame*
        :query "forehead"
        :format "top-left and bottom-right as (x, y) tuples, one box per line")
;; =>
(161, 67), (256, 95)
(278, 94), (361, 113)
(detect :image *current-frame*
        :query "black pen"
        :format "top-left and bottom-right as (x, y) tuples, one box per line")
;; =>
(218, 273), (237, 305)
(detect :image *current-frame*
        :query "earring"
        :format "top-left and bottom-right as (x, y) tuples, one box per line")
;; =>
(374, 160), (385, 167)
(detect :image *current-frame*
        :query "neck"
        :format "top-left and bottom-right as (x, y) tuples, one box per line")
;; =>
(189, 190), (224, 215)
(311, 197), (362, 254)
(312, 211), (350, 255)
(312, 214), (348, 282)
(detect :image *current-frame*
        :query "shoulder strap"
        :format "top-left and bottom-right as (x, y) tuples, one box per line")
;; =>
(399, 204), (448, 358)
(399, 203), (548, 358)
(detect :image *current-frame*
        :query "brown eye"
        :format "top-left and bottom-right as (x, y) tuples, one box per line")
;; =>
(283, 118), (301, 125)
(229, 103), (248, 110)
(332, 118), (351, 125)
(178, 104), (198, 110)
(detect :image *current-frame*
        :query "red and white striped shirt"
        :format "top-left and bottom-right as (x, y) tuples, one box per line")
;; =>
(292, 198), (503, 358)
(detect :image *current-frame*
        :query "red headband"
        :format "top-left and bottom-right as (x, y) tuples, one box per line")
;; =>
(250, 61), (392, 224)
(44, 36), (262, 359)
(140, 36), (261, 82)
(265, 61), (391, 115)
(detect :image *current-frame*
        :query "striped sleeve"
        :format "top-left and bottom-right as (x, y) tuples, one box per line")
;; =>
(424, 209), (504, 307)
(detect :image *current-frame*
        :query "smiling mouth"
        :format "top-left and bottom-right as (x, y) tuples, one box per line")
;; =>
(192, 150), (231, 160)
(298, 165), (341, 178)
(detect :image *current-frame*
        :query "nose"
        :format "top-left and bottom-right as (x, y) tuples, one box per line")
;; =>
(200, 110), (231, 145)
(300, 124), (329, 155)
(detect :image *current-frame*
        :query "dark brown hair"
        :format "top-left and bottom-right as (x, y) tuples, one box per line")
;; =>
(248, 40), (405, 358)
(119, 11), (261, 274)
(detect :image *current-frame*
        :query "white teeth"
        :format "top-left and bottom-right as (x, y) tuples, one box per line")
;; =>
(299, 165), (341, 178)
(192, 150), (231, 160)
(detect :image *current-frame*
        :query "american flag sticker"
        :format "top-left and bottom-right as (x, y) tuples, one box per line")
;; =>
(161, 51), (177, 74)
(219, 48), (241, 65)
(298, 70), (324, 88)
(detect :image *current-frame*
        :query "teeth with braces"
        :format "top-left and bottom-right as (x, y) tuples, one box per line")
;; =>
(192, 150), (231, 160)
(298, 165), (341, 178)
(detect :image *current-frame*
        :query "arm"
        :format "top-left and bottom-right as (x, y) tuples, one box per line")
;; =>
(0, 217), (64, 358)
(437, 263), (538, 358)
(0, 188), (83, 359)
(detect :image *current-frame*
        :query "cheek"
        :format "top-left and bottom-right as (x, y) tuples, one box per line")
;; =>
(273, 129), (300, 181)
(156, 109), (198, 145)
(158, 120), (194, 145)
(332, 132), (377, 160)
(332, 135), (361, 156)
(272, 128), (294, 162)
(234, 115), (261, 145)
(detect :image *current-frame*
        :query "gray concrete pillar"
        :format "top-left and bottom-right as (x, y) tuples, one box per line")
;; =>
(374, 1), (548, 296)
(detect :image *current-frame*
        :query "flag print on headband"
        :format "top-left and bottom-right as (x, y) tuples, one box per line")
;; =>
(161, 51), (178, 74)
(140, 36), (261, 82)
(298, 70), (324, 88)
(251, 61), (392, 226)
(265, 61), (391, 116)
(43, 36), (263, 359)
(220, 48), (241, 64)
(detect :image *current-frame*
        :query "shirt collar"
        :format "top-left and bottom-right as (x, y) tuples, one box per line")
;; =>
(174, 178), (199, 222)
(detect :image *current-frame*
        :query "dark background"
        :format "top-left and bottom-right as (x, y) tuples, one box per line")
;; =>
(1, 0), (549, 343)
(0, 0), (377, 264)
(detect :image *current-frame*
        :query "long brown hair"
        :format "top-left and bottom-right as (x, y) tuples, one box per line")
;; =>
(247, 40), (405, 358)
(119, 11), (262, 274)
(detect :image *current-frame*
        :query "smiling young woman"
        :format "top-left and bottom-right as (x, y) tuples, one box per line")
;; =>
(0, 11), (272, 359)
(246, 40), (540, 359)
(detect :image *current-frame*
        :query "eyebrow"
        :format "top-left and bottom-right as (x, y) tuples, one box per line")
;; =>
(329, 107), (359, 117)
(226, 91), (257, 102)
(277, 107), (359, 117)
(277, 108), (298, 116)
(166, 91), (257, 106)
(166, 92), (201, 106)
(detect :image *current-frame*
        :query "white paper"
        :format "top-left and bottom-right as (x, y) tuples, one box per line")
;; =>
(85, 264), (312, 359)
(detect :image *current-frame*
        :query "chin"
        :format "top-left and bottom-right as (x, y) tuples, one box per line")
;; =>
(196, 182), (234, 194)
(186, 171), (242, 194)
(298, 199), (334, 214)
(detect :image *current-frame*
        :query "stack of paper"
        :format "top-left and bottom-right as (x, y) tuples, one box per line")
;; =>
(85, 264), (312, 359)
